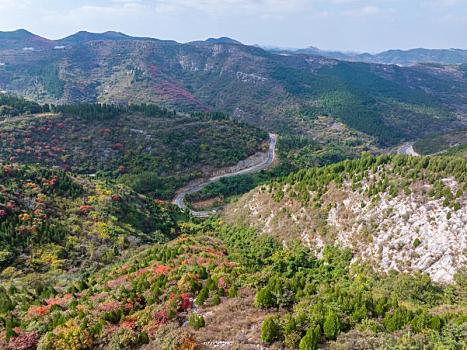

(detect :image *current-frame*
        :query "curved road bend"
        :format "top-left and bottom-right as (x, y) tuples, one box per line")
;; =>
(173, 133), (277, 218)
(396, 142), (420, 156)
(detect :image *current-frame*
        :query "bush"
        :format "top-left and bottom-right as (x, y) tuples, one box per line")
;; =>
(299, 324), (321, 350)
(212, 294), (221, 306)
(323, 311), (340, 340)
(384, 308), (412, 332)
(413, 238), (422, 248)
(195, 287), (209, 306)
(255, 287), (275, 309)
(188, 314), (205, 330)
(261, 316), (282, 344)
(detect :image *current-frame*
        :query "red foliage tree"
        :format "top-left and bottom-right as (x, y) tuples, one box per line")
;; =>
(7, 331), (39, 350)
(111, 194), (122, 202)
(27, 305), (51, 318)
(179, 293), (192, 312)
(155, 310), (169, 325)
(79, 205), (94, 215)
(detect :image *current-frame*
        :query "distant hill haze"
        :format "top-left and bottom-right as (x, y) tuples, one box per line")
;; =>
(272, 46), (467, 66)
(1, 29), (467, 147)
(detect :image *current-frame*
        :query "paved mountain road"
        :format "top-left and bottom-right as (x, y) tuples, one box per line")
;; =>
(396, 142), (420, 156)
(173, 133), (277, 218)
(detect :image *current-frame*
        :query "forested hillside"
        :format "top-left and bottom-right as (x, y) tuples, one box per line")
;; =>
(0, 30), (466, 350)
(224, 155), (466, 283)
(414, 130), (467, 156)
(0, 94), (46, 116)
(0, 221), (464, 349)
(1, 31), (466, 149)
(0, 163), (180, 281)
(0, 101), (268, 199)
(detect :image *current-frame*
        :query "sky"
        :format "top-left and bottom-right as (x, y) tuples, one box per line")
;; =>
(0, 0), (466, 52)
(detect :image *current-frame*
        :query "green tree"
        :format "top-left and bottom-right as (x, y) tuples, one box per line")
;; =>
(195, 287), (209, 306)
(255, 287), (275, 309)
(299, 324), (321, 350)
(261, 316), (282, 344)
(323, 311), (341, 340)
(188, 314), (205, 330)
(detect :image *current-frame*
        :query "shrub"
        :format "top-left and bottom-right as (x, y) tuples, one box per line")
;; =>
(212, 294), (221, 306)
(7, 331), (39, 350)
(195, 287), (209, 306)
(323, 311), (340, 340)
(299, 324), (321, 350)
(413, 238), (422, 248)
(188, 314), (205, 330)
(261, 316), (282, 344)
(255, 287), (275, 309)
(384, 308), (411, 332)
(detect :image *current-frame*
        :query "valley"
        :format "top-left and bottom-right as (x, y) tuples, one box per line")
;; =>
(0, 28), (465, 350)
(0, 103), (268, 199)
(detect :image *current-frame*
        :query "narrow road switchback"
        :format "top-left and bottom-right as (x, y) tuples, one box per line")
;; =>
(173, 133), (277, 218)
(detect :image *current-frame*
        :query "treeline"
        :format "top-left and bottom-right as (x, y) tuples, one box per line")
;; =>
(0, 95), (44, 116)
(52, 103), (177, 120)
(272, 155), (467, 207)
(0, 94), (246, 125)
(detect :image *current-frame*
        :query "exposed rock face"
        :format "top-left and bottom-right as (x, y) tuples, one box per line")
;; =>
(224, 175), (466, 284)
(326, 179), (465, 283)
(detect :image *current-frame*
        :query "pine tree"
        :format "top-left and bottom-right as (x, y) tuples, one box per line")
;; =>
(261, 316), (282, 344)
(323, 311), (340, 340)
(299, 324), (321, 350)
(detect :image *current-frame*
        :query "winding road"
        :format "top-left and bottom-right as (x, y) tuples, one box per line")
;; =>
(173, 133), (277, 218)
(396, 142), (420, 156)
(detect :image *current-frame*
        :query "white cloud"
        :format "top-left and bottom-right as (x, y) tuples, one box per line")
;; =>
(151, 0), (312, 16)
(0, 0), (30, 9)
(342, 5), (380, 16)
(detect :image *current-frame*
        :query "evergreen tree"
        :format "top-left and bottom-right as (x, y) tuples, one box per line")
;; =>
(299, 324), (321, 350)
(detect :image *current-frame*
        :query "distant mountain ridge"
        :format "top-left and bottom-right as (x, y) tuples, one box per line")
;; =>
(1, 29), (466, 65)
(0, 29), (240, 48)
(274, 46), (467, 66)
(1, 29), (467, 149)
(0, 29), (53, 49)
(57, 30), (133, 45)
(205, 37), (243, 45)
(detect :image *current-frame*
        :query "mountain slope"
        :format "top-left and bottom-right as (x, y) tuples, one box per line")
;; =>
(0, 29), (53, 50)
(0, 163), (180, 280)
(224, 155), (466, 283)
(0, 102), (268, 199)
(0, 221), (465, 349)
(0, 31), (466, 148)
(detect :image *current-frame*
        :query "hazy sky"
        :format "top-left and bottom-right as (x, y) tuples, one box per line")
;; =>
(0, 0), (466, 52)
